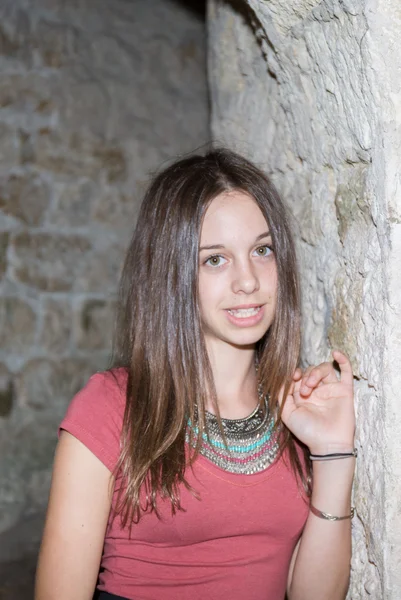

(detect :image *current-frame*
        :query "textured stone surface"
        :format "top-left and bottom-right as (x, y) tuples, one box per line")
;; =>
(0, 122), (19, 168)
(0, 232), (9, 280)
(49, 178), (93, 227)
(92, 186), (138, 231)
(39, 298), (72, 354)
(17, 357), (96, 415)
(0, 296), (36, 353)
(0, 0), (209, 577)
(0, 363), (14, 418)
(0, 170), (50, 226)
(73, 241), (124, 293)
(0, 357), (99, 535)
(74, 298), (116, 351)
(10, 232), (92, 291)
(208, 0), (400, 597)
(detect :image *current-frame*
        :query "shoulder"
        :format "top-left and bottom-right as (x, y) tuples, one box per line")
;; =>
(59, 367), (129, 472)
(66, 367), (128, 421)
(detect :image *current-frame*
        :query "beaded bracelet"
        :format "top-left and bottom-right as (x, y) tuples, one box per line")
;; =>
(310, 504), (355, 521)
(309, 448), (358, 461)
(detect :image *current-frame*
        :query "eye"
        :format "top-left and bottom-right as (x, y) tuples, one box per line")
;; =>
(253, 245), (273, 257)
(204, 255), (227, 268)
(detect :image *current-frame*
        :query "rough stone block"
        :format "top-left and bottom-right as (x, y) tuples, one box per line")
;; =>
(39, 298), (72, 354)
(0, 297), (36, 353)
(92, 143), (127, 183)
(17, 357), (96, 415)
(49, 178), (93, 227)
(10, 232), (91, 291)
(0, 232), (9, 280)
(91, 187), (138, 231)
(34, 18), (83, 68)
(0, 363), (14, 418)
(0, 170), (51, 226)
(0, 71), (53, 114)
(74, 242), (124, 293)
(33, 129), (97, 178)
(0, 122), (19, 168)
(74, 298), (116, 351)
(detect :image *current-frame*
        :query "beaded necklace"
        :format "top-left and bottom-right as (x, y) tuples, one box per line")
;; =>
(186, 395), (280, 475)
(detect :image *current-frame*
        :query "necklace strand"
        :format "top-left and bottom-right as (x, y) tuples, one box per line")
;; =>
(186, 395), (280, 475)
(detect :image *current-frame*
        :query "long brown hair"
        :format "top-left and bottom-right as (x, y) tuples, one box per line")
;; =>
(113, 147), (309, 524)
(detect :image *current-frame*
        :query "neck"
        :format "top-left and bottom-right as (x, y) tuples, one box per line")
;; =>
(205, 340), (259, 419)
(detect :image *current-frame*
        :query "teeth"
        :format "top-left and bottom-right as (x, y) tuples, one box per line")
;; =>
(228, 307), (261, 318)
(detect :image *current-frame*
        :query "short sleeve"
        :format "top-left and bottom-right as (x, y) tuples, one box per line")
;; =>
(59, 368), (128, 472)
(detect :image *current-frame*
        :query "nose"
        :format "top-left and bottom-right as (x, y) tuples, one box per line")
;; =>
(231, 259), (260, 295)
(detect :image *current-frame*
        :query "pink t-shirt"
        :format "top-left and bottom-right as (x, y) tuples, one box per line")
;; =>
(60, 369), (308, 600)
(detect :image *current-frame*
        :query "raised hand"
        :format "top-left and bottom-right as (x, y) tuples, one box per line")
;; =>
(280, 350), (355, 455)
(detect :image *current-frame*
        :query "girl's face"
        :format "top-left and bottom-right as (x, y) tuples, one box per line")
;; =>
(198, 190), (278, 352)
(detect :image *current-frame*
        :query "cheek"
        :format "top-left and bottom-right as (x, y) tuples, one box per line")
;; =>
(198, 274), (213, 312)
(198, 273), (223, 316)
(261, 261), (278, 292)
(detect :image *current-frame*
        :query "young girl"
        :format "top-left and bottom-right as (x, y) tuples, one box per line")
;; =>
(35, 148), (356, 600)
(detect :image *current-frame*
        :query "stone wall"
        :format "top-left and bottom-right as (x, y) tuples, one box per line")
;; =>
(0, 0), (209, 540)
(208, 0), (401, 598)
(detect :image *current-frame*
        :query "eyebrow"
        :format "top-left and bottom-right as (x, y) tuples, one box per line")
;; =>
(199, 231), (271, 252)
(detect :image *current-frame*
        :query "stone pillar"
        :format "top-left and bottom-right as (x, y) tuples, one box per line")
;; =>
(0, 0), (208, 540)
(208, 0), (401, 597)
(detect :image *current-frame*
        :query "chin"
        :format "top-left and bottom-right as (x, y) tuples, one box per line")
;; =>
(224, 327), (269, 348)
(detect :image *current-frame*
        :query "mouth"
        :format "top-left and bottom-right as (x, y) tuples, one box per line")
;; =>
(227, 306), (262, 319)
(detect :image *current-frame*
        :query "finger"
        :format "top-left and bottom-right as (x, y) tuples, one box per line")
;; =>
(296, 381), (353, 404)
(305, 362), (338, 387)
(293, 368), (303, 382)
(299, 366), (314, 396)
(332, 350), (354, 386)
(300, 362), (337, 397)
(295, 367), (313, 394)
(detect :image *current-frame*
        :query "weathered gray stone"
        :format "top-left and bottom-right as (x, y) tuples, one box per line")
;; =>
(10, 232), (91, 291)
(0, 231), (9, 280)
(92, 142), (127, 183)
(0, 121), (19, 168)
(17, 357), (95, 415)
(0, 363), (14, 418)
(208, 0), (401, 597)
(0, 6), (31, 65)
(74, 298), (116, 352)
(0, 170), (51, 226)
(0, 297), (36, 353)
(33, 128), (101, 178)
(0, 0), (209, 570)
(34, 18), (84, 69)
(91, 187), (138, 231)
(39, 298), (72, 354)
(74, 241), (123, 293)
(49, 178), (93, 227)
(0, 72), (53, 113)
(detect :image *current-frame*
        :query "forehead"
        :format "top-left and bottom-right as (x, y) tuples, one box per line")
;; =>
(200, 190), (269, 242)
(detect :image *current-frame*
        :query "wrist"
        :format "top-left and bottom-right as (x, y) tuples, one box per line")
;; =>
(308, 442), (355, 456)
(312, 455), (356, 487)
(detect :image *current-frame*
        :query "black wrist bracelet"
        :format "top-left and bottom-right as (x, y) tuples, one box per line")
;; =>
(309, 448), (358, 461)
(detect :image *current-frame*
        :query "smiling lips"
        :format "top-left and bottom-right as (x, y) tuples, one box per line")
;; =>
(227, 306), (261, 318)
(225, 304), (265, 327)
